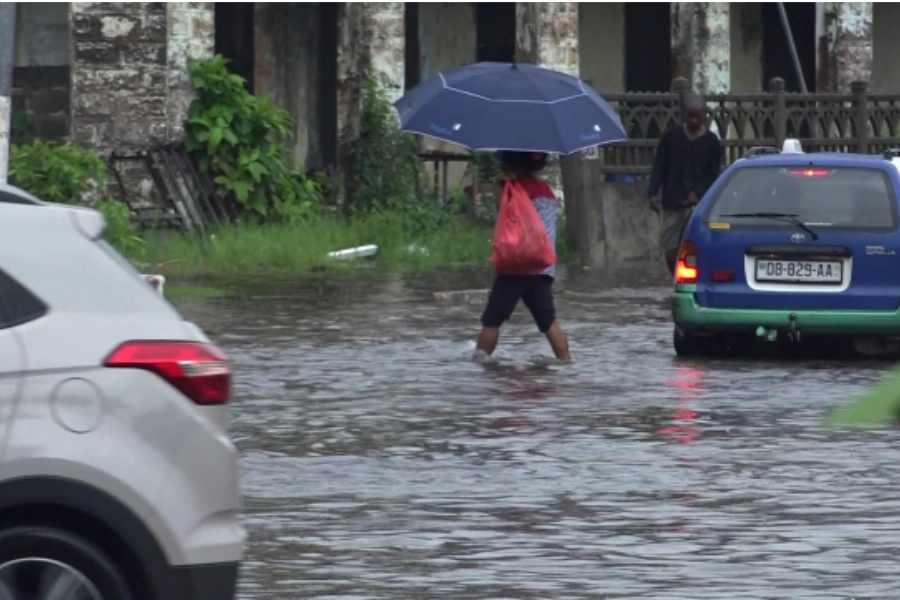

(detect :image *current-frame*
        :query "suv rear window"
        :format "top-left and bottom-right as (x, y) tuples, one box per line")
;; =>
(706, 166), (898, 231)
(0, 268), (47, 328)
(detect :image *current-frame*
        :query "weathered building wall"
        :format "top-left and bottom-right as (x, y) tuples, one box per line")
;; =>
(823, 2), (873, 93)
(514, 1), (578, 203)
(336, 3), (404, 200)
(578, 3), (625, 94)
(672, 2), (731, 95)
(515, 2), (578, 76)
(13, 3), (70, 141)
(167, 3), (214, 139)
(69, 2), (213, 154)
(70, 2), (168, 152)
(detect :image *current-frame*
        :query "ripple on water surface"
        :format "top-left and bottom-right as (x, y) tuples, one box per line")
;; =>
(179, 265), (898, 599)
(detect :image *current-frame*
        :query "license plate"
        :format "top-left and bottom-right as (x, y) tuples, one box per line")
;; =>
(754, 259), (842, 283)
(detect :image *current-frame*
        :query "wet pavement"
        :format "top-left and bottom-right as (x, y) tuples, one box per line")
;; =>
(179, 264), (898, 599)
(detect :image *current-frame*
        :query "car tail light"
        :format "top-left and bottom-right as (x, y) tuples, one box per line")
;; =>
(675, 241), (698, 284)
(788, 169), (831, 177)
(104, 341), (231, 405)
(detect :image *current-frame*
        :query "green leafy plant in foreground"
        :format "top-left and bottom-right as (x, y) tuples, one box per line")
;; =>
(9, 140), (107, 204)
(185, 54), (322, 223)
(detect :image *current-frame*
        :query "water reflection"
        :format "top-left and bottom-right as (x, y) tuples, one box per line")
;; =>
(177, 264), (899, 599)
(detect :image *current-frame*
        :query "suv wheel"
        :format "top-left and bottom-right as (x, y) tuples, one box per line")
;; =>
(0, 527), (133, 600)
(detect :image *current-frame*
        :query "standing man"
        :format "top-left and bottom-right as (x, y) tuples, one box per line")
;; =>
(647, 94), (722, 274)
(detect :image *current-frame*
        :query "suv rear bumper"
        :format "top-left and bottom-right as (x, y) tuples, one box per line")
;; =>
(671, 290), (900, 335)
(168, 561), (239, 600)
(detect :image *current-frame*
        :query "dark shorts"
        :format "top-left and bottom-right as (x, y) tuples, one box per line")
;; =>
(481, 275), (557, 333)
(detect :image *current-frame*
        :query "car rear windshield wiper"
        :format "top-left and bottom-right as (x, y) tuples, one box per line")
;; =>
(720, 212), (819, 240)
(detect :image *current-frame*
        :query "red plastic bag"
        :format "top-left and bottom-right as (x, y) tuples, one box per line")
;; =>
(490, 180), (556, 275)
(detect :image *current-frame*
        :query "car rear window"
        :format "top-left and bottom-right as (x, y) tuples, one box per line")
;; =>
(0, 268), (47, 329)
(706, 166), (898, 231)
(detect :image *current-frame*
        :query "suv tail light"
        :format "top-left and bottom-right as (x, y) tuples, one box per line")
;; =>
(104, 341), (231, 405)
(675, 240), (698, 284)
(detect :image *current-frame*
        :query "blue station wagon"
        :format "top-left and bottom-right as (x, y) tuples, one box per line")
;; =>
(671, 139), (900, 357)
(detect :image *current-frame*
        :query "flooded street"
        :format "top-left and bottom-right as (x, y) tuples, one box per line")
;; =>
(180, 264), (898, 599)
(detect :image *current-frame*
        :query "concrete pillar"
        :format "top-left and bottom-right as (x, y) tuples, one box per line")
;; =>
(166, 3), (214, 140)
(514, 2), (578, 201)
(871, 3), (900, 93)
(336, 3), (404, 201)
(729, 3), (762, 93)
(671, 3), (731, 94)
(70, 2), (213, 154)
(515, 2), (578, 76)
(824, 2), (873, 93)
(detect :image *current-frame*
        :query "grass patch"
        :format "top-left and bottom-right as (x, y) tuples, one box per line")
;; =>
(164, 283), (235, 300)
(132, 210), (580, 278)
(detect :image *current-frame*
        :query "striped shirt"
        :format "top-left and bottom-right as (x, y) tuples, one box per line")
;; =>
(533, 196), (558, 279)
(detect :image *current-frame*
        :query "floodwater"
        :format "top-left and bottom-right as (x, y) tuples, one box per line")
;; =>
(179, 264), (899, 600)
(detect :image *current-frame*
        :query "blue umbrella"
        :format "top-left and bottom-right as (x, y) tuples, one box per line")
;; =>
(393, 62), (627, 155)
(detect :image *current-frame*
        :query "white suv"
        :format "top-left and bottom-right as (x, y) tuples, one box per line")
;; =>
(0, 186), (245, 599)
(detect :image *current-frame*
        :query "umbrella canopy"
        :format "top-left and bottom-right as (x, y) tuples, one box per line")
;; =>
(393, 62), (627, 155)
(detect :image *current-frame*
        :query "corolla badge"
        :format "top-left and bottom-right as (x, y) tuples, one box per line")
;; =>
(791, 232), (805, 243)
(866, 245), (897, 256)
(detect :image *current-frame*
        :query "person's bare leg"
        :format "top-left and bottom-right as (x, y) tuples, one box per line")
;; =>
(476, 326), (500, 357)
(545, 320), (570, 362)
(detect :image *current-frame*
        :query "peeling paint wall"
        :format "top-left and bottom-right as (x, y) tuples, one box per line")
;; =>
(70, 2), (214, 153)
(337, 2), (404, 139)
(167, 3), (214, 140)
(515, 2), (579, 202)
(336, 3), (405, 200)
(70, 2), (169, 153)
(368, 3), (405, 105)
(536, 2), (579, 78)
(672, 2), (731, 94)
(823, 2), (873, 92)
(515, 2), (579, 75)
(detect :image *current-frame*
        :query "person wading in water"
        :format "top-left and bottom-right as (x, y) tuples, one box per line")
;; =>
(647, 94), (722, 274)
(474, 151), (571, 362)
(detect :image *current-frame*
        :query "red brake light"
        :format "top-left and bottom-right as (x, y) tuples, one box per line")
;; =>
(788, 169), (831, 177)
(104, 341), (231, 405)
(711, 270), (734, 282)
(675, 241), (698, 284)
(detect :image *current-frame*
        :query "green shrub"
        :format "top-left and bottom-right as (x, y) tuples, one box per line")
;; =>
(9, 140), (106, 204)
(345, 76), (449, 235)
(96, 199), (147, 260)
(184, 54), (322, 223)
